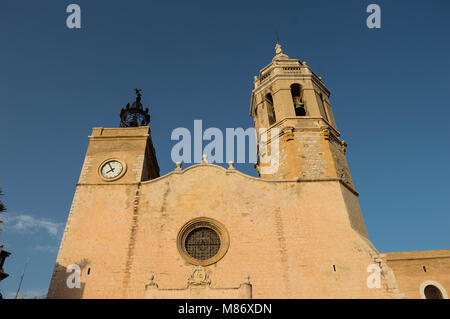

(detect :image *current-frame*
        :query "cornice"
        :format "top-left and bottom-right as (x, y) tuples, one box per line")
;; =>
(138, 162), (358, 195)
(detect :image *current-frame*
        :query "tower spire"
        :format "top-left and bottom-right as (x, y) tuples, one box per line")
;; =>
(274, 28), (283, 55)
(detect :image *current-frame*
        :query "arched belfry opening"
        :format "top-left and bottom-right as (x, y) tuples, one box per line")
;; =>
(265, 93), (276, 125)
(291, 84), (306, 116)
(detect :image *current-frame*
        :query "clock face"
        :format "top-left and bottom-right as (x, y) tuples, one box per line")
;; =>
(100, 160), (123, 179)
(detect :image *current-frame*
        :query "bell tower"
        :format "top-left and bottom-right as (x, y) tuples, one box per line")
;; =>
(251, 43), (353, 189)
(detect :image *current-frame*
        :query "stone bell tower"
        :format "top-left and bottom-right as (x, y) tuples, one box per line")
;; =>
(47, 90), (160, 298)
(251, 43), (352, 188)
(246, 44), (403, 298)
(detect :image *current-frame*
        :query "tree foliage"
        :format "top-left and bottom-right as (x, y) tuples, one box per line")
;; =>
(0, 188), (5, 212)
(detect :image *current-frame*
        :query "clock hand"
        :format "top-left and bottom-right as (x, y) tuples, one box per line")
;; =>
(105, 162), (117, 174)
(104, 164), (116, 174)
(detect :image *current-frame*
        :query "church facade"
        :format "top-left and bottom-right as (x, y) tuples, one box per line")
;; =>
(47, 45), (449, 299)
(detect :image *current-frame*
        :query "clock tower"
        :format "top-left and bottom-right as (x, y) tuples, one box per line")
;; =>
(47, 91), (160, 298)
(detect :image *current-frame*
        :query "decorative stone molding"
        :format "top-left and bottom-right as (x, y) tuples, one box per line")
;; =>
(320, 126), (330, 141)
(187, 266), (211, 286)
(146, 274), (157, 288)
(341, 141), (348, 154)
(281, 126), (295, 142)
(174, 161), (182, 172)
(145, 270), (252, 299)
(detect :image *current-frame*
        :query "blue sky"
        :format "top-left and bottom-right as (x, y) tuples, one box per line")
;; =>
(1, 0), (449, 298)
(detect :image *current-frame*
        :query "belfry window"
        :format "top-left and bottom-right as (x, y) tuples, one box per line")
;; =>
(266, 93), (276, 125)
(291, 84), (306, 116)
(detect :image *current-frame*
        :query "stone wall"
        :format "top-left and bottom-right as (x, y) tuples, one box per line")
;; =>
(385, 250), (450, 299)
(49, 163), (399, 298)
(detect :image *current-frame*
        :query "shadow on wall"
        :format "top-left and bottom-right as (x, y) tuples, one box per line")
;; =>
(47, 259), (89, 299)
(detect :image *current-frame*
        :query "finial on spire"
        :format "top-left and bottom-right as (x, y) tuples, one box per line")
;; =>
(274, 27), (283, 55)
(120, 89), (151, 127)
(135, 88), (142, 101)
(275, 42), (283, 55)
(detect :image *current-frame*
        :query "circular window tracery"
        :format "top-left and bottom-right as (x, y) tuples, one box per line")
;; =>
(177, 218), (229, 266)
(185, 227), (221, 260)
